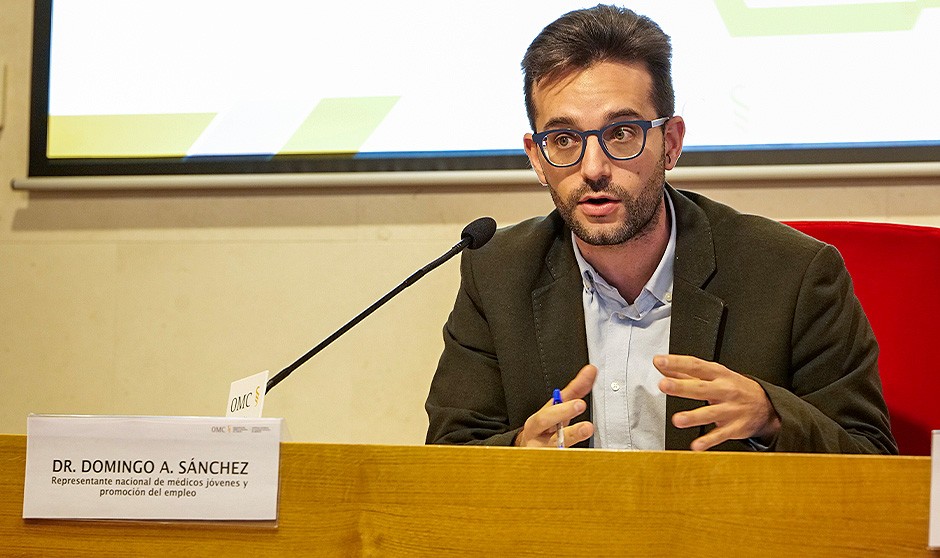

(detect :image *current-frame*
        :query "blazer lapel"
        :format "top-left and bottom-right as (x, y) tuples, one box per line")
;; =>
(531, 225), (592, 438)
(666, 186), (726, 450)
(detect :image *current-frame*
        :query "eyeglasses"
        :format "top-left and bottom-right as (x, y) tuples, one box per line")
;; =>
(532, 117), (669, 168)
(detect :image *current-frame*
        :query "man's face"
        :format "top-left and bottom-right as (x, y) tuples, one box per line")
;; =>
(523, 61), (685, 246)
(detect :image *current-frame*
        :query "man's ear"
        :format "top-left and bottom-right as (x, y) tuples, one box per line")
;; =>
(523, 133), (549, 185)
(663, 116), (685, 171)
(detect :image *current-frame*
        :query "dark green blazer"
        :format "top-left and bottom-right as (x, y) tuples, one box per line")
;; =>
(426, 186), (896, 454)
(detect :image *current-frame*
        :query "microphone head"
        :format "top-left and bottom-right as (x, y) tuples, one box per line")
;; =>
(461, 217), (497, 250)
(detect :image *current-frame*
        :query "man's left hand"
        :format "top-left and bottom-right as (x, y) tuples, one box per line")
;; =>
(654, 354), (781, 451)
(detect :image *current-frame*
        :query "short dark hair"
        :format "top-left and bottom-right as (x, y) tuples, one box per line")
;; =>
(521, 4), (674, 131)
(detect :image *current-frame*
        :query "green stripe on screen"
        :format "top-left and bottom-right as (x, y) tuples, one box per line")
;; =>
(714, 0), (940, 36)
(48, 113), (217, 158)
(279, 96), (400, 155)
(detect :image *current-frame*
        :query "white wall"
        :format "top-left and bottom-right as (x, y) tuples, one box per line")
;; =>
(2, 1), (938, 444)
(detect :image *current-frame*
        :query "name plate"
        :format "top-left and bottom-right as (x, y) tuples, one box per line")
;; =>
(23, 415), (282, 521)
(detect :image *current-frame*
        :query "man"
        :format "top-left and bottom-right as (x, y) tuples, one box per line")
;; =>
(425, 5), (895, 453)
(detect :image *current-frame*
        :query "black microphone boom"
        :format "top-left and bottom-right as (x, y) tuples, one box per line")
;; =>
(265, 217), (496, 394)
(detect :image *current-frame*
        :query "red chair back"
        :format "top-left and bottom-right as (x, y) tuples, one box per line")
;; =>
(785, 221), (940, 455)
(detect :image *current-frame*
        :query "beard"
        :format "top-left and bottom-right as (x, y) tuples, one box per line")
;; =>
(549, 153), (666, 246)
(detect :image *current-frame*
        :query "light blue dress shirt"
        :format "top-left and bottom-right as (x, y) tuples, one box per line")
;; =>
(572, 195), (676, 450)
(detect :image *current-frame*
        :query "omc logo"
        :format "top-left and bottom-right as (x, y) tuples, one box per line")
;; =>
(230, 389), (257, 413)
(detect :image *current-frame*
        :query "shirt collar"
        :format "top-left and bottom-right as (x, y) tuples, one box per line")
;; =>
(572, 190), (676, 308)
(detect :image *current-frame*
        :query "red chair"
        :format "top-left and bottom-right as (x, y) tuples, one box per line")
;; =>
(785, 221), (940, 455)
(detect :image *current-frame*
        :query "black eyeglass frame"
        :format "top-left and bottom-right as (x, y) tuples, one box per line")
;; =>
(532, 117), (670, 168)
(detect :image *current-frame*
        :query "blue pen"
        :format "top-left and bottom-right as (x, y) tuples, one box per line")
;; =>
(552, 388), (565, 448)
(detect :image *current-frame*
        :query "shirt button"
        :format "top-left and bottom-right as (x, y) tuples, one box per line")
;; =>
(611, 381), (621, 391)
(665, 292), (673, 303)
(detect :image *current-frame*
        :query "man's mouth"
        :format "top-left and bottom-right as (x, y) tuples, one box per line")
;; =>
(578, 196), (620, 205)
(579, 196), (618, 205)
(577, 195), (621, 217)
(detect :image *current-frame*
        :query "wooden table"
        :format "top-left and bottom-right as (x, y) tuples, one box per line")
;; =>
(0, 434), (935, 556)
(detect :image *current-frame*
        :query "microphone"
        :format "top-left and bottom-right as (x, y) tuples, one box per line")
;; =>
(265, 217), (497, 394)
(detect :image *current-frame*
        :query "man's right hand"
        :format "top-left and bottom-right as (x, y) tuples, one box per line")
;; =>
(514, 364), (597, 447)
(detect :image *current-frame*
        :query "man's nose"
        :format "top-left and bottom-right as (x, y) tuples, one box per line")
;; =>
(579, 134), (611, 185)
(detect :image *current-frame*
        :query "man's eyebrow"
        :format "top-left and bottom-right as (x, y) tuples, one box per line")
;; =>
(540, 116), (578, 131)
(606, 109), (644, 122)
